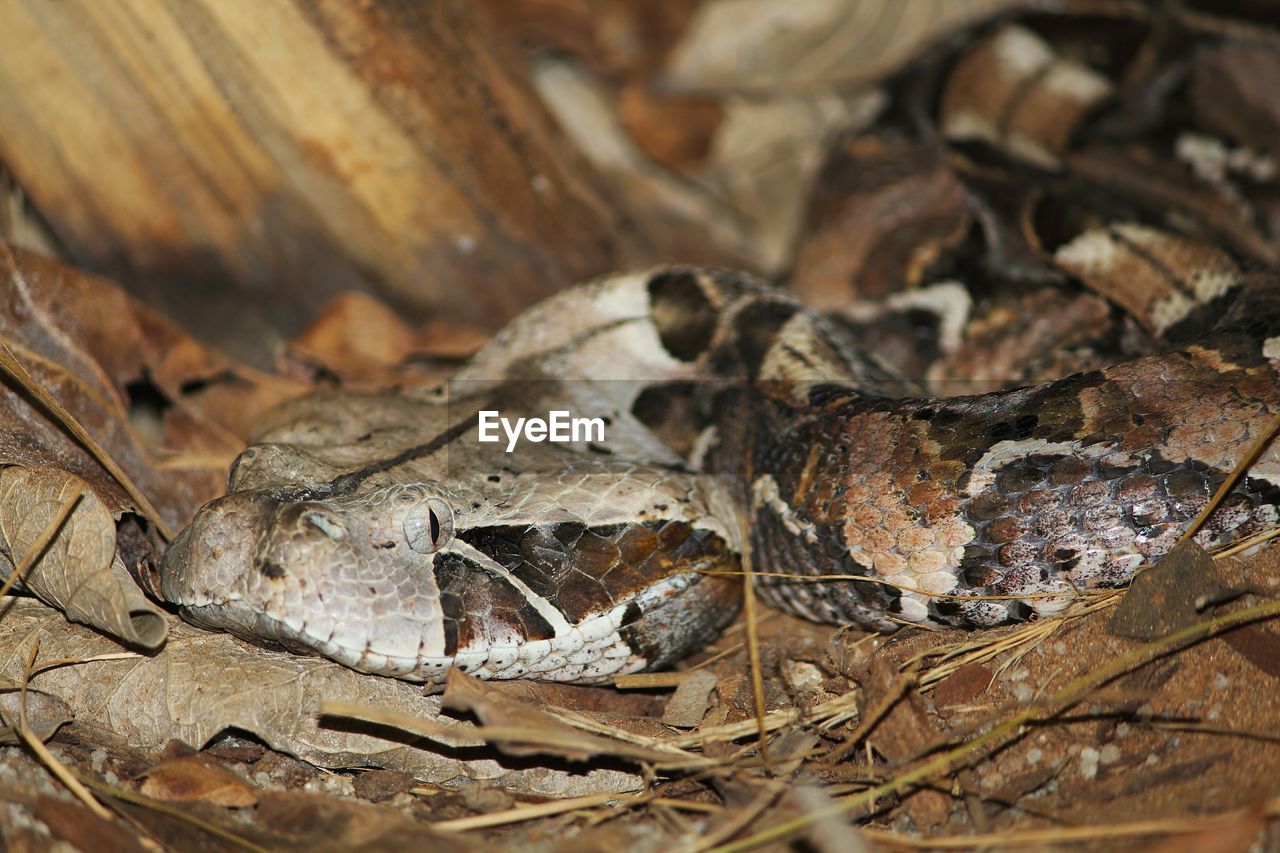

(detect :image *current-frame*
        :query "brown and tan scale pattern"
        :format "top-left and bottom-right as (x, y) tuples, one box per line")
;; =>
(738, 275), (1280, 629)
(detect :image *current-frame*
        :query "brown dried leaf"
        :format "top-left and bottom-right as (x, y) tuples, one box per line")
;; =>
(139, 754), (259, 808)
(32, 795), (146, 853)
(0, 688), (73, 744)
(283, 291), (491, 388)
(661, 669), (718, 728)
(0, 466), (166, 649)
(618, 84), (724, 170)
(1109, 541), (1227, 641)
(864, 656), (951, 830)
(0, 596), (641, 796)
(941, 24), (1112, 169)
(0, 246), (302, 532)
(441, 669), (704, 766)
(931, 662), (993, 709)
(253, 790), (481, 851)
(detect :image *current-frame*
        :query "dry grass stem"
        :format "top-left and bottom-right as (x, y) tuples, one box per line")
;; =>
(17, 641), (113, 821)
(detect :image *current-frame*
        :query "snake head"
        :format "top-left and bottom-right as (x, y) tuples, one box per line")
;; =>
(160, 483), (470, 680)
(161, 471), (743, 684)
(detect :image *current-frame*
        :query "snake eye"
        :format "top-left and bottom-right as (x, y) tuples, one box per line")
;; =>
(301, 509), (346, 541)
(405, 497), (453, 554)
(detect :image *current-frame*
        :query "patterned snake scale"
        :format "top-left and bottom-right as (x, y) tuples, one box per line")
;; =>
(160, 268), (1280, 683)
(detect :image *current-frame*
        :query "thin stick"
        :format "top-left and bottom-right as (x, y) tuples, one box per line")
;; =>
(859, 800), (1275, 849)
(17, 641), (113, 821)
(434, 792), (621, 831)
(740, 551), (770, 763)
(1179, 408), (1280, 546)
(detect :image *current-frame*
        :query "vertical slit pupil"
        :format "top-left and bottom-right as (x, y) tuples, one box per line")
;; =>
(429, 509), (441, 545)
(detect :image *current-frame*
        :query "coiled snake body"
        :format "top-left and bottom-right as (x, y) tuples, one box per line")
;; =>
(160, 269), (1280, 682)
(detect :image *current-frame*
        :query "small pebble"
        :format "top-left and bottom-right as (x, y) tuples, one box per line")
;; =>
(1012, 683), (1035, 703)
(1146, 753), (1159, 766)
(89, 750), (106, 773)
(1079, 747), (1100, 780)
(1116, 722), (1130, 738)
(1025, 748), (1042, 764)
(103, 771), (119, 787)
(1207, 704), (1222, 721)
(1212, 673), (1230, 690)
(1099, 744), (1121, 765)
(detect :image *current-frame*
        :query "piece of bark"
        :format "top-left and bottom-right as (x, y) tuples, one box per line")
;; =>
(0, 0), (644, 364)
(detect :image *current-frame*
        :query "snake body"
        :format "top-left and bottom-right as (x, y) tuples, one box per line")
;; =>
(160, 268), (1280, 682)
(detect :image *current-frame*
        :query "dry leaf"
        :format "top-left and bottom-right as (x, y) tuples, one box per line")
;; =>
(284, 291), (490, 387)
(0, 687), (73, 744)
(140, 753), (259, 808)
(661, 669), (718, 728)
(441, 669), (704, 766)
(1191, 42), (1280, 159)
(0, 466), (166, 649)
(0, 596), (641, 797)
(31, 795), (145, 853)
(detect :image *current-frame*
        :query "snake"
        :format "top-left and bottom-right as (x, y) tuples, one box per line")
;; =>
(159, 267), (1280, 683)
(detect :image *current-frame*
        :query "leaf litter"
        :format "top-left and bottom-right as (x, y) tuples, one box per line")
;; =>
(4, 1), (1280, 850)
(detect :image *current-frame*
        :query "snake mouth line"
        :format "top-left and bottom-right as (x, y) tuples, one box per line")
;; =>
(177, 576), (713, 683)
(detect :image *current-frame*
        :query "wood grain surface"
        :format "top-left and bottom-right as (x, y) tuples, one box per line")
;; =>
(0, 0), (645, 361)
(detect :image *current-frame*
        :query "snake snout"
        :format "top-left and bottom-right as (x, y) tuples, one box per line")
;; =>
(160, 490), (281, 608)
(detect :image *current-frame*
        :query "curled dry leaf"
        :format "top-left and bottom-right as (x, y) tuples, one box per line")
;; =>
(0, 465), (166, 649)
(0, 246), (303, 534)
(0, 596), (641, 797)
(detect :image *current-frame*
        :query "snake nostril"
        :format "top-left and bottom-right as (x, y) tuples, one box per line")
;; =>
(301, 510), (347, 541)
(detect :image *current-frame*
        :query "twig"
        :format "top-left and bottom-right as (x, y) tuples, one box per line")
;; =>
(17, 641), (113, 821)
